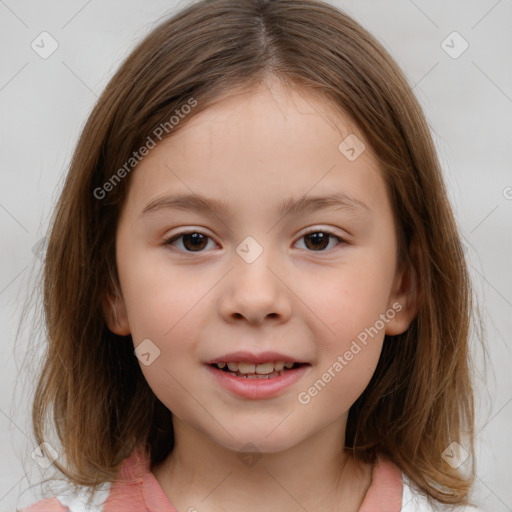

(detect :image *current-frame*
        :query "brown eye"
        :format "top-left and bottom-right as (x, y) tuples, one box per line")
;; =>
(165, 231), (214, 252)
(164, 229), (345, 254)
(296, 230), (344, 252)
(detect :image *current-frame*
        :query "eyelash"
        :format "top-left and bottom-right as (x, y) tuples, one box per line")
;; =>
(163, 228), (346, 253)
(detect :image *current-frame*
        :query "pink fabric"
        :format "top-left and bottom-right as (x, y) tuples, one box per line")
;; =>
(19, 497), (69, 511)
(106, 447), (403, 512)
(104, 446), (177, 512)
(21, 447), (403, 511)
(359, 454), (404, 511)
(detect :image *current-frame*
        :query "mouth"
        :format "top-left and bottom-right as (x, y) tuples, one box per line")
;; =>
(208, 361), (309, 379)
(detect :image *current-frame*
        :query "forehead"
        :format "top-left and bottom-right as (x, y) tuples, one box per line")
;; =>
(123, 79), (389, 221)
(175, 79), (364, 154)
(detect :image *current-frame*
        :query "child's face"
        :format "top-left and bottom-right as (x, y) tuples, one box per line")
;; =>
(106, 79), (415, 453)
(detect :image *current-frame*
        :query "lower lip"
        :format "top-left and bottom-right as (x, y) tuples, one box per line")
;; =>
(206, 364), (311, 399)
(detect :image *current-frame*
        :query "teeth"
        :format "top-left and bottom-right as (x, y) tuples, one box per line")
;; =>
(228, 370), (284, 379)
(216, 361), (299, 375)
(255, 362), (274, 374)
(238, 362), (256, 374)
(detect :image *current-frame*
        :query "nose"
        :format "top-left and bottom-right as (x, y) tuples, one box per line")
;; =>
(218, 250), (292, 326)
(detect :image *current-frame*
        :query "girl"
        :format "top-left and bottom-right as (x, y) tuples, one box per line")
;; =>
(19, 0), (484, 510)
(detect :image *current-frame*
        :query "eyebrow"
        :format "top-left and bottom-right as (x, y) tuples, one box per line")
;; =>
(141, 192), (371, 219)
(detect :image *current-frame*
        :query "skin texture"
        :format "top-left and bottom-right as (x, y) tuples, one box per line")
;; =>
(103, 78), (418, 512)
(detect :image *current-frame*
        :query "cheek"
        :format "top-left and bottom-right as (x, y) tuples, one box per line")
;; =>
(336, 334), (384, 386)
(294, 252), (396, 341)
(298, 328), (384, 413)
(118, 247), (205, 337)
(291, 253), (392, 407)
(118, 246), (211, 358)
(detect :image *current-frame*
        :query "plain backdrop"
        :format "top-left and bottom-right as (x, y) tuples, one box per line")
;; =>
(0, 0), (511, 511)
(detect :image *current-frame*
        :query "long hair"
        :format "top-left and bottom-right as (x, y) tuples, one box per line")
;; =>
(28, 0), (482, 506)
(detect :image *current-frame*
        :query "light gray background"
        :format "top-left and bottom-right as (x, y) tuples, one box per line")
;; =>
(1, 0), (511, 511)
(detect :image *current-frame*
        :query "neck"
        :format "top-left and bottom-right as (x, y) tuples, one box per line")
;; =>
(152, 416), (373, 512)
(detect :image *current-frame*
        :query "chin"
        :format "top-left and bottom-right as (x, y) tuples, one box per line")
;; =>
(216, 429), (303, 455)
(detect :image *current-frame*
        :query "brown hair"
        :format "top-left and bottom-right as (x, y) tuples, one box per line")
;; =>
(26, 0), (483, 507)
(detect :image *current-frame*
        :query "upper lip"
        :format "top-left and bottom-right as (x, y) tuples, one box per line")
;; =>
(205, 351), (310, 365)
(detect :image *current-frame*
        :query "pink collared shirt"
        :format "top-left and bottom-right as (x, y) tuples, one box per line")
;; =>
(16, 447), (422, 512)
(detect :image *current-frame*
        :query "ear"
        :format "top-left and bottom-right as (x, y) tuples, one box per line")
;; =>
(385, 253), (420, 336)
(101, 288), (131, 336)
